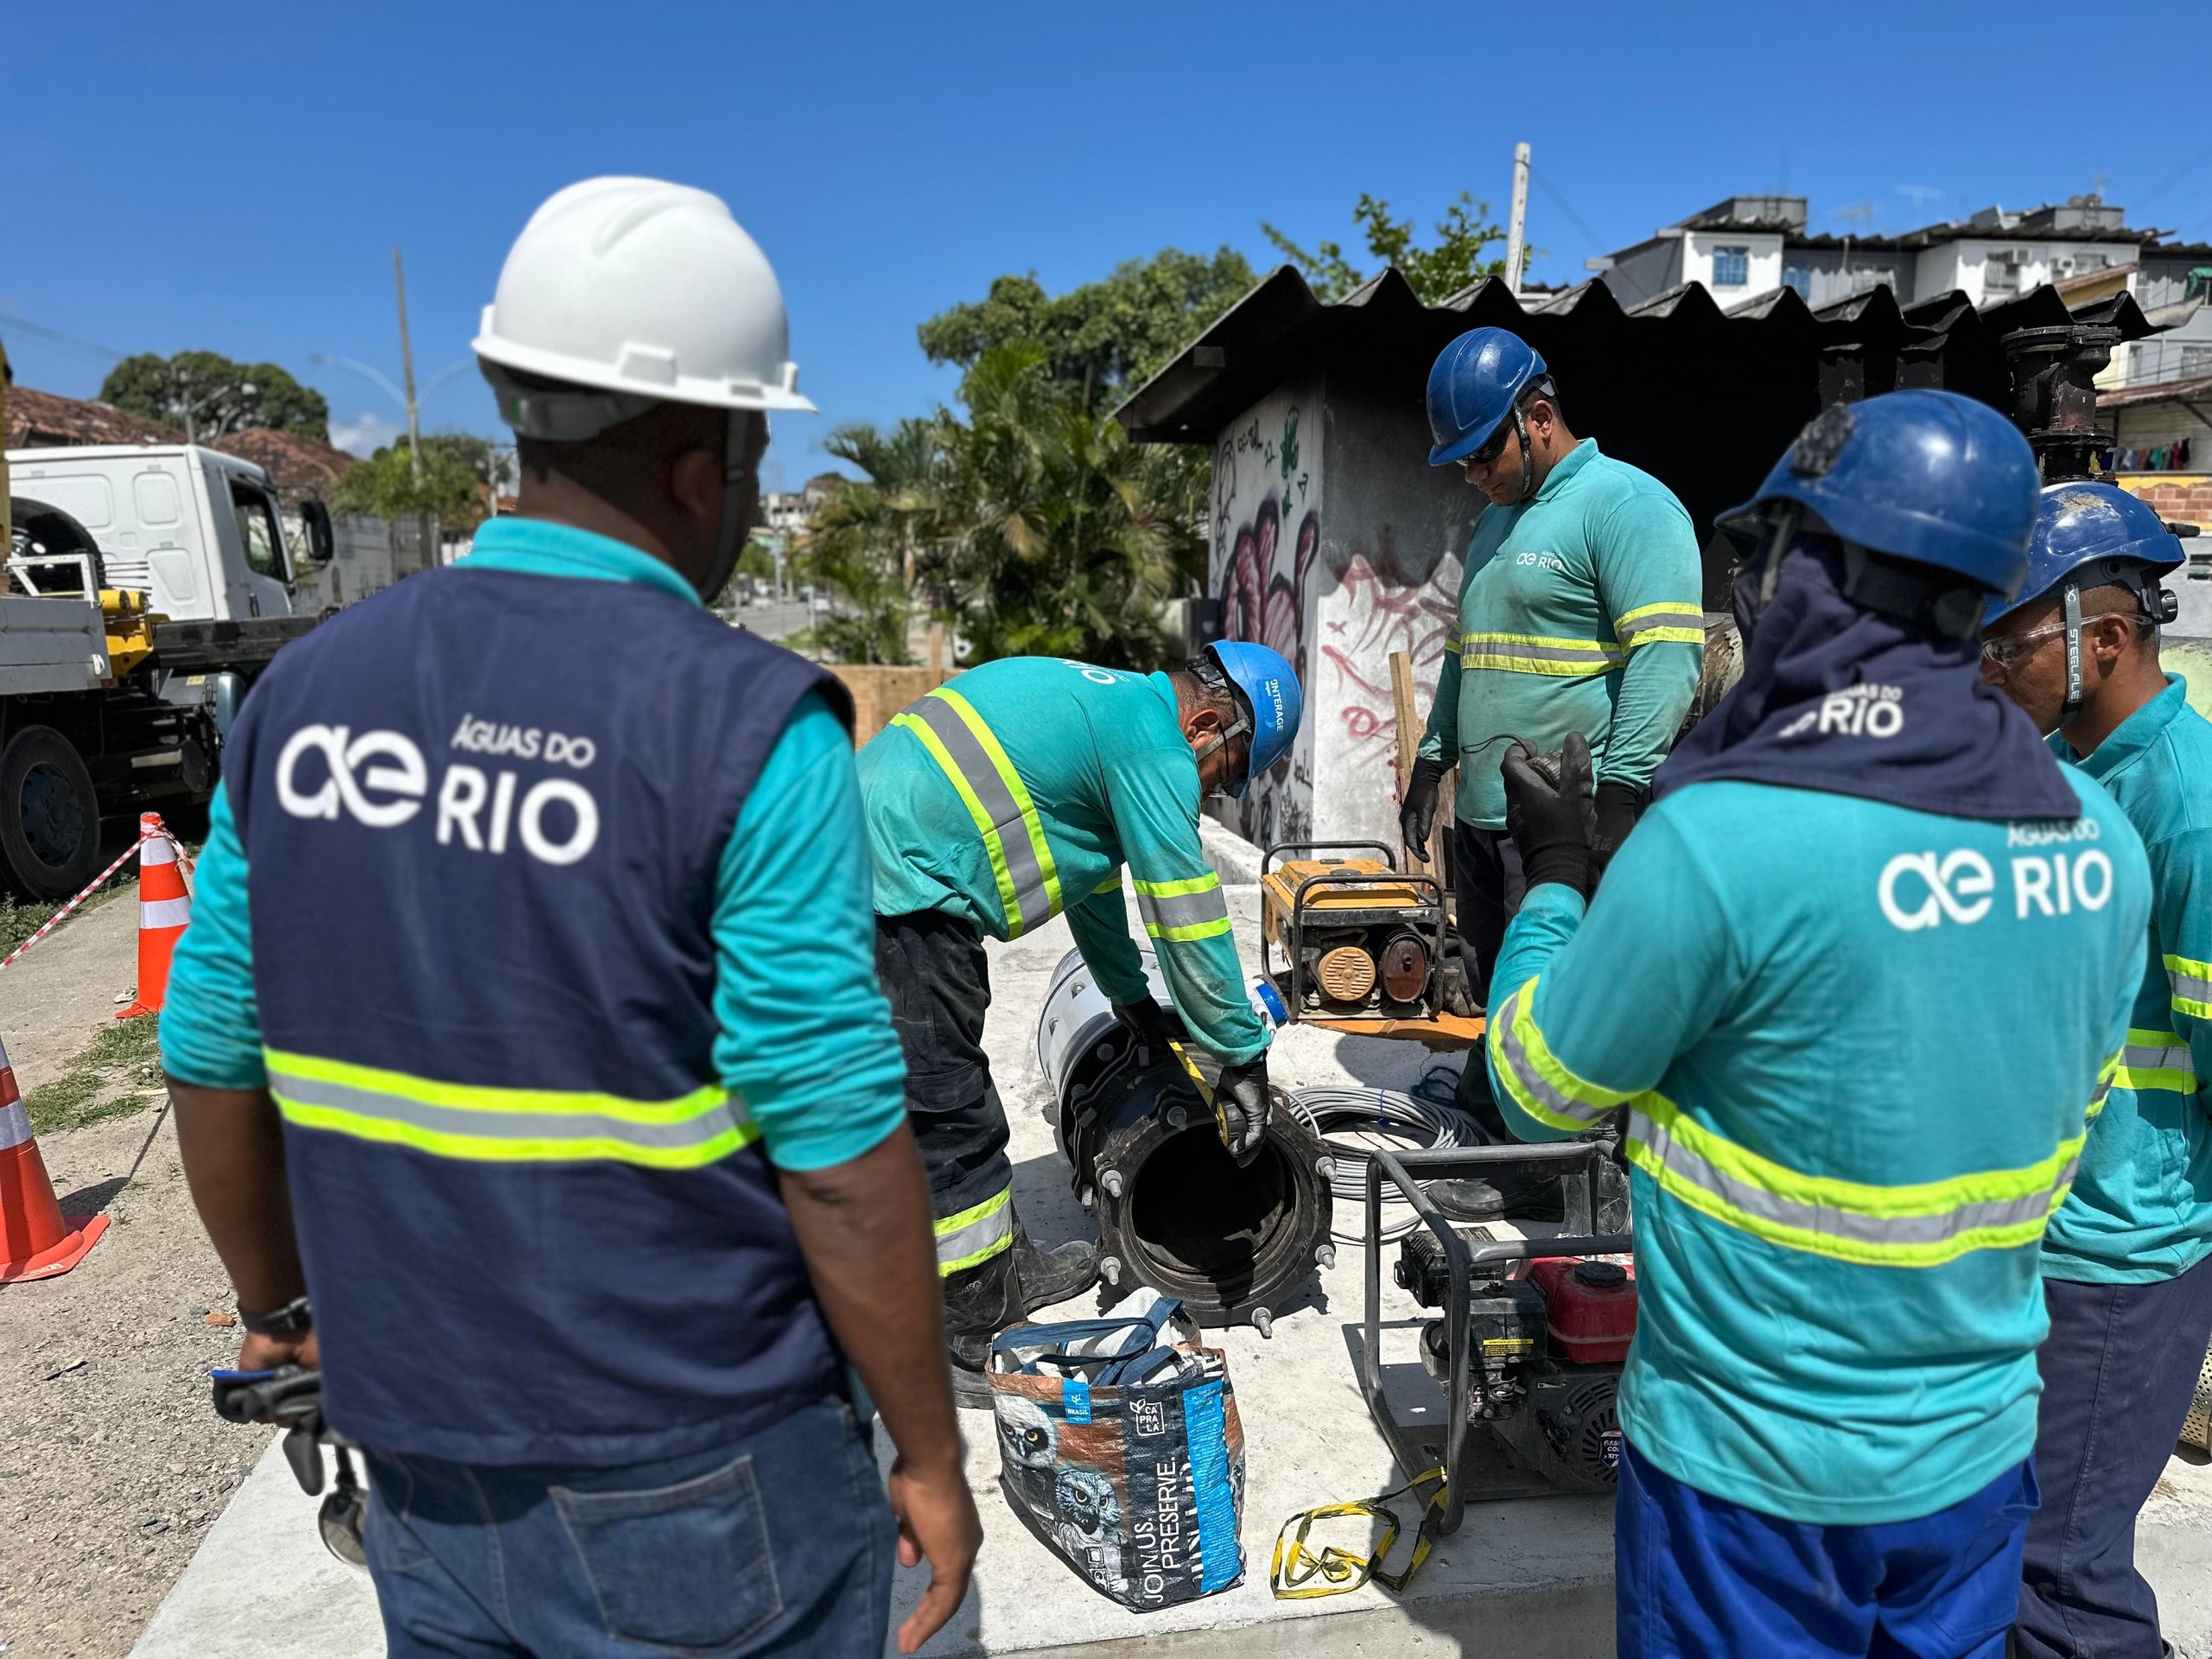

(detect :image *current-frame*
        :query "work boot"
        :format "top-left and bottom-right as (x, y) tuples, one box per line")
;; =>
(943, 1215), (1099, 1408)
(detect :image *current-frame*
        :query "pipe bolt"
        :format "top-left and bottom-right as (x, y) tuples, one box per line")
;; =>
(1100, 1255), (1122, 1287)
(1166, 1105), (1189, 1130)
(1100, 1168), (1125, 1198)
(1250, 1306), (1274, 1339)
(1316, 1155), (1336, 1179)
(1315, 1244), (1338, 1270)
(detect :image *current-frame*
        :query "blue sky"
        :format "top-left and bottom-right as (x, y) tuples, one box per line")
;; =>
(7, 2), (2209, 487)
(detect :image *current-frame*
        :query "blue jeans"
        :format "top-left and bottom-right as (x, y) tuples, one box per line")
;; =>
(361, 1398), (894, 1658)
(1617, 1440), (2037, 1658)
(2017, 1254), (2212, 1659)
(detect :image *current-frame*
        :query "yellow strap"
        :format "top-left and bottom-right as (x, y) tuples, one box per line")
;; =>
(1166, 1039), (1234, 1151)
(1270, 1468), (1449, 1600)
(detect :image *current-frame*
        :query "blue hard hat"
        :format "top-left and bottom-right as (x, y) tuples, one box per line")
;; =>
(1985, 480), (2185, 628)
(1426, 327), (1547, 467)
(1719, 390), (2041, 597)
(1205, 640), (1302, 798)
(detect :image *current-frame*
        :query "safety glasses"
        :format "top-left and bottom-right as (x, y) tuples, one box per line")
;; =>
(1465, 420), (1515, 467)
(1980, 620), (2069, 671)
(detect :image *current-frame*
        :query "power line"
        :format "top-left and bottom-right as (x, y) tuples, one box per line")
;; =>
(0, 310), (130, 365)
(1528, 166), (1608, 258)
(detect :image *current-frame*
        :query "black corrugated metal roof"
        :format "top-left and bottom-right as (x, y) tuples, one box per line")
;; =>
(1112, 269), (2159, 586)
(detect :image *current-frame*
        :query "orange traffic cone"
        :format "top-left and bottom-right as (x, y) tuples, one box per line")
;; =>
(0, 1035), (109, 1282)
(118, 813), (190, 1020)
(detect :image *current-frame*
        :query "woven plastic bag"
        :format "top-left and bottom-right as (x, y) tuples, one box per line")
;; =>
(987, 1293), (1245, 1609)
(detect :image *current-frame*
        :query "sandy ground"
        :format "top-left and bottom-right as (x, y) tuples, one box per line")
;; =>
(0, 894), (268, 1659)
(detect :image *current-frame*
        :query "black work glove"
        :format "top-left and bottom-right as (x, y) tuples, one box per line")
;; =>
(1591, 780), (1644, 886)
(1111, 998), (1179, 1062)
(1212, 1055), (1271, 1167)
(1399, 756), (1449, 861)
(1501, 731), (1598, 896)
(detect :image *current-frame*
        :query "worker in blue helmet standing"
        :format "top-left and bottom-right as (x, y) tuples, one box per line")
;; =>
(861, 644), (1301, 1401)
(1981, 484), (2212, 1659)
(1402, 327), (1704, 1146)
(1484, 391), (2152, 1657)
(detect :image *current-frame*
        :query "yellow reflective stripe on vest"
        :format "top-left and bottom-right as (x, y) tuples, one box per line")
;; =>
(1490, 978), (1633, 1132)
(2166, 952), (2212, 1020)
(1613, 601), (1706, 651)
(1134, 871), (1231, 943)
(2113, 1029), (2196, 1096)
(2085, 1051), (2120, 1120)
(893, 688), (1063, 938)
(264, 1049), (756, 1169)
(934, 1186), (1013, 1275)
(1458, 632), (1625, 677)
(1624, 1092), (2084, 1269)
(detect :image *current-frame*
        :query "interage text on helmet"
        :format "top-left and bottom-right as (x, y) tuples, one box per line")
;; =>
(272, 718), (601, 866)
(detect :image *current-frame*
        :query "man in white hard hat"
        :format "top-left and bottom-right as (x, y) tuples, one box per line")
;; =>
(162, 178), (979, 1657)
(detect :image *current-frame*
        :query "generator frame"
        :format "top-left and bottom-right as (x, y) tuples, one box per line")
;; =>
(1362, 1141), (1634, 1535)
(1260, 840), (1452, 1024)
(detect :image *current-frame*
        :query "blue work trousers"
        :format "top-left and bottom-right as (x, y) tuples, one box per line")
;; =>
(361, 1397), (894, 1658)
(2016, 1254), (2212, 1659)
(1617, 1440), (2037, 1658)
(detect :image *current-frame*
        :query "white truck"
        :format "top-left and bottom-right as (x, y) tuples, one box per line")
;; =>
(3, 443), (331, 898)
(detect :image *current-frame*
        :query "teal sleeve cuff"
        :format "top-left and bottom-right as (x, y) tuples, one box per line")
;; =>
(712, 691), (909, 1173)
(158, 783), (268, 1090)
(1066, 887), (1152, 1007)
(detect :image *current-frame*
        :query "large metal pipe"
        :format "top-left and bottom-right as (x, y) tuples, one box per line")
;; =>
(1036, 946), (1332, 1328)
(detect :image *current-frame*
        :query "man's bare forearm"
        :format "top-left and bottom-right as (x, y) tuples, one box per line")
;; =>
(779, 1126), (963, 1471)
(168, 1079), (306, 1313)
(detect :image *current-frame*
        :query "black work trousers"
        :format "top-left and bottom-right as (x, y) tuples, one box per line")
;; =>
(873, 911), (1015, 1279)
(2016, 1253), (2212, 1658)
(1451, 823), (1526, 1139)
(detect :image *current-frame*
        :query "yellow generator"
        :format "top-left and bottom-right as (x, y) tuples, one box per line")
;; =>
(1260, 842), (1480, 1044)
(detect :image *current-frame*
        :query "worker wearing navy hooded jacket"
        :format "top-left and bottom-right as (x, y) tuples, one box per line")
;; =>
(1485, 392), (2151, 1659)
(1982, 483), (2212, 1659)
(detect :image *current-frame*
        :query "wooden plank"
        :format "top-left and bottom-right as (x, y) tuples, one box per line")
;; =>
(1295, 1010), (1488, 1051)
(1388, 651), (1432, 878)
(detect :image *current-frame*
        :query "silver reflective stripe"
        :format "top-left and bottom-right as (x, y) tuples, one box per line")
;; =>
(1491, 985), (1613, 1128)
(1135, 884), (1230, 936)
(2121, 1037), (2193, 1079)
(2170, 962), (2212, 1007)
(1459, 638), (1622, 671)
(141, 897), (193, 929)
(268, 1069), (748, 1153)
(905, 694), (1055, 935)
(935, 1197), (1014, 1269)
(1626, 1107), (2075, 1247)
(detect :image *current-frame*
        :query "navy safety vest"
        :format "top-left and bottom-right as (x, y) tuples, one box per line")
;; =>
(226, 564), (849, 1465)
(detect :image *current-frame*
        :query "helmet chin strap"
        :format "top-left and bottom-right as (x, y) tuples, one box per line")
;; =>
(1512, 404), (1538, 505)
(2060, 579), (2088, 720)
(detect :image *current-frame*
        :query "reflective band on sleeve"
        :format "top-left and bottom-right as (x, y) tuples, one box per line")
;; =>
(140, 897), (194, 930)
(1458, 632), (1625, 677)
(934, 1186), (1014, 1275)
(1612, 601), (1706, 651)
(2113, 1031), (2196, 1096)
(2167, 953), (2212, 1020)
(893, 689), (1062, 938)
(1134, 871), (1232, 943)
(1622, 1093), (2082, 1269)
(1489, 978), (1633, 1132)
(264, 1050), (757, 1169)
(2085, 1051), (2120, 1120)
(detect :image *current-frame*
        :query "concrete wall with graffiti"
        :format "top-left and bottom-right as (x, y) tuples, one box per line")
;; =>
(1209, 379), (1322, 849)
(1207, 376), (1484, 857)
(1309, 381), (1482, 852)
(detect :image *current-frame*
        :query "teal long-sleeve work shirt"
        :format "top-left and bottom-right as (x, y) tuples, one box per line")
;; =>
(1418, 439), (1704, 829)
(159, 518), (907, 1173)
(1484, 772), (2148, 1524)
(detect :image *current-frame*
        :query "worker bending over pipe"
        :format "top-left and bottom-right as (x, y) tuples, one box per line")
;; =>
(1486, 391), (2148, 1658)
(862, 644), (1300, 1403)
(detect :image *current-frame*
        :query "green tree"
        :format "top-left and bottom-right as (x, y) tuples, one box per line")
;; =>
(1262, 192), (1510, 304)
(328, 433), (488, 528)
(791, 418), (941, 664)
(99, 351), (330, 440)
(917, 247), (1256, 413)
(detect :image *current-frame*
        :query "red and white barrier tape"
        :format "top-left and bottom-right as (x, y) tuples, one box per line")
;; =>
(0, 828), (189, 974)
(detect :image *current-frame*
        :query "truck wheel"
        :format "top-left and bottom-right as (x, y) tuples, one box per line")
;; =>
(0, 727), (105, 901)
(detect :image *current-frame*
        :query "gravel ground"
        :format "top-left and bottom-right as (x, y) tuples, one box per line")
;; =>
(1, 885), (269, 1659)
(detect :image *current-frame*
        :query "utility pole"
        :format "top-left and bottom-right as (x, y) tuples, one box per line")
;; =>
(1505, 142), (1532, 295)
(393, 246), (423, 481)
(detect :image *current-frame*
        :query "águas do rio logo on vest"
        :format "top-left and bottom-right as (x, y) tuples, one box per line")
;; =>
(274, 714), (601, 866)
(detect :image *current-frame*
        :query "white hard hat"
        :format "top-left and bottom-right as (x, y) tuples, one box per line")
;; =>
(474, 176), (814, 420)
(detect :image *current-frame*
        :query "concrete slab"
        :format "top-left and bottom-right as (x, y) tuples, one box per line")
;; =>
(128, 824), (2212, 1656)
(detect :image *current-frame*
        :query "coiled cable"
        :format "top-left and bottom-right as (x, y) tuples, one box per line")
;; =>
(1287, 1066), (1486, 1243)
